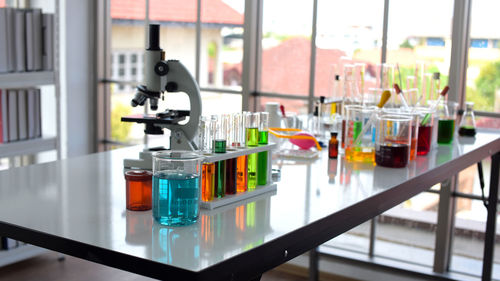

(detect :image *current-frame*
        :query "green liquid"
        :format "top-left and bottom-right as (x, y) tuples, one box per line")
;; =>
(214, 139), (226, 153)
(246, 128), (259, 147)
(215, 161), (226, 197)
(247, 153), (257, 190)
(257, 151), (268, 185)
(257, 130), (268, 186)
(258, 131), (268, 145)
(352, 121), (362, 143)
(437, 119), (455, 144)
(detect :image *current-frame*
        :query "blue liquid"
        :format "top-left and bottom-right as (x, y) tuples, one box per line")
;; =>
(153, 172), (200, 226)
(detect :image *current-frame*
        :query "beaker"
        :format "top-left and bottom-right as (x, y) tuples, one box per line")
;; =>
(382, 108), (420, 161)
(437, 101), (459, 144)
(344, 105), (376, 163)
(375, 114), (412, 168)
(152, 151), (203, 226)
(458, 102), (476, 137)
(414, 107), (435, 156)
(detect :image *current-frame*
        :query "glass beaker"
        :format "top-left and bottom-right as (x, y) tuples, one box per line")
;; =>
(458, 102), (476, 137)
(437, 101), (459, 144)
(344, 105), (376, 163)
(414, 107), (435, 156)
(382, 108), (420, 161)
(375, 114), (412, 168)
(152, 151), (203, 226)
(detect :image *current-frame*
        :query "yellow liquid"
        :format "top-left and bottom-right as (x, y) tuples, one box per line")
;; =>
(345, 147), (375, 163)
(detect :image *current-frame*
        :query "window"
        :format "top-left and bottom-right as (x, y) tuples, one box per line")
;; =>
(260, 0), (312, 96)
(466, 0), (500, 124)
(101, 0), (244, 146)
(315, 0), (384, 99)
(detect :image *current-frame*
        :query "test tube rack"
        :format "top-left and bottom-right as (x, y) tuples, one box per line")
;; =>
(200, 143), (277, 210)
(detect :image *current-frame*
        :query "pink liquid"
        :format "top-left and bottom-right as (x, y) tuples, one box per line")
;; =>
(417, 125), (432, 156)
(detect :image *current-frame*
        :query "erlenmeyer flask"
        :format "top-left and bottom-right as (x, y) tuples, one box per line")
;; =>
(458, 102), (476, 137)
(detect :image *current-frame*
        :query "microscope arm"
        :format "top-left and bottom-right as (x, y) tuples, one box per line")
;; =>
(162, 60), (202, 150)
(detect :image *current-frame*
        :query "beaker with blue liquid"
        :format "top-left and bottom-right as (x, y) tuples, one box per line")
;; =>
(152, 151), (203, 226)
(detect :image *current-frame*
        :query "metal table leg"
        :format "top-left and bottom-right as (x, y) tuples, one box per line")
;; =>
(482, 152), (500, 281)
(309, 247), (319, 281)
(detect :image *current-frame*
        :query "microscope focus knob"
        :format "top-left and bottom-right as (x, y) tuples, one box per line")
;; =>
(154, 62), (169, 76)
(166, 82), (178, 92)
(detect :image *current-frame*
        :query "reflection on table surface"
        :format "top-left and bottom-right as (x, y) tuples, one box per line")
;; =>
(0, 131), (498, 272)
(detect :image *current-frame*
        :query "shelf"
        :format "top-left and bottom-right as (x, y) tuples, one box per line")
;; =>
(0, 244), (46, 267)
(0, 72), (55, 88)
(0, 137), (57, 158)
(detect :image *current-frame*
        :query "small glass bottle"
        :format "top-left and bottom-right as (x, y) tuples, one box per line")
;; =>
(458, 102), (477, 137)
(328, 132), (339, 159)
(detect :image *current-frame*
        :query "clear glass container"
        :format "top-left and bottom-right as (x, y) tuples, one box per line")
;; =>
(458, 102), (476, 137)
(152, 151), (202, 226)
(375, 114), (412, 168)
(125, 170), (152, 211)
(437, 101), (459, 144)
(344, 105), (376, 163)
(414, 107), (435, 156)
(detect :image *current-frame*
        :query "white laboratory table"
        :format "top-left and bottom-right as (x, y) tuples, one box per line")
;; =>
(0, 131), (499, 281)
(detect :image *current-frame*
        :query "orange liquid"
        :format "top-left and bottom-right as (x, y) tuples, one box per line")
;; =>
(202, 163), (215, 201)
(345, 147), (375, 163)
(410, 138), (417, 161)
(236, 155), (248, 192)
(126, 180), (152, 211)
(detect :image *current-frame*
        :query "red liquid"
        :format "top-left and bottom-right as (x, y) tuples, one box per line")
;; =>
(341, 119), (346, 149)
(376, 144), (410, 168)
(225, 158), (237, 195)
(417, 125), (432, 156)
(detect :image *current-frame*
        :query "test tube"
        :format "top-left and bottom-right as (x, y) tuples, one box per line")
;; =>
(202, 162), (215, 201)
(236, 112), (248, 192)
(257, 112), (269, 186)
(214, 115), (228, 153)
(213, 115), (226, 197)
(201, 116), (216, 201)
(354, 63), (366, 104)
(223, 113), (237, 195)
(247, 112), (259, 189)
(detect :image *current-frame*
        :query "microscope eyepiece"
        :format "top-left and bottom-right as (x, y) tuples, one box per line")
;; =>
(148, 24), (161, 51)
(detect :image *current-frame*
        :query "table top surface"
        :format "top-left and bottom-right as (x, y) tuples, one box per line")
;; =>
(0, 132), (499, 280)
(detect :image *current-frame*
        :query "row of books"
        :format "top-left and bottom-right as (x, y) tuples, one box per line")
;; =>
(0, 88), (42, 144)
(0, 7), (54, 73)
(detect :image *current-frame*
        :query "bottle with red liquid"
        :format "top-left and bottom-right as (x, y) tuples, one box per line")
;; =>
(328, 132), (339, 159)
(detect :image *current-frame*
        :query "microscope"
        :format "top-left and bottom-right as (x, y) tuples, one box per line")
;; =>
(122, 24), (202, 170)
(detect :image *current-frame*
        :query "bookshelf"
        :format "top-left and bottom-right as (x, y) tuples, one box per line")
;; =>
(0, 1), (60, 267)
(0, 137), (57, 158)
(0, 71), (55, 88)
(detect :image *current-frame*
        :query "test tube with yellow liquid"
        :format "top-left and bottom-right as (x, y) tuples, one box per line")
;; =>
(246, 113), (259, 189)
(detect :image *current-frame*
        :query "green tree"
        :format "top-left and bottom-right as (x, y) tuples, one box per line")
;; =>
(474, 60), (500, 111)
(111, 102), (133, 142)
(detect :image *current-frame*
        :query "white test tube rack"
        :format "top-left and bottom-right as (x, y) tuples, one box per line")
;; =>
(199, 143), (277, 210)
